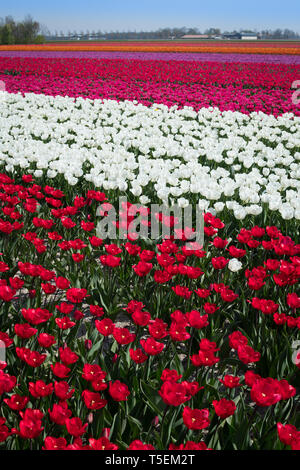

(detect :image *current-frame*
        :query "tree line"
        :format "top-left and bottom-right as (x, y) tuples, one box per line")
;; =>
(52, 27), (300, 40)
(0, 16), (45, 44)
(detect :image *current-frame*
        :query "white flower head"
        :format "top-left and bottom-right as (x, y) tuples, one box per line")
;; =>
(228, 258), (243, 272)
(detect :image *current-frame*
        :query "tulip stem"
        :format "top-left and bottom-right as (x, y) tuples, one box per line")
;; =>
(160, 404), (170, 439)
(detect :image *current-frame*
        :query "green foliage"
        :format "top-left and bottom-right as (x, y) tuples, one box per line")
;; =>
(0, 15), (41, 45)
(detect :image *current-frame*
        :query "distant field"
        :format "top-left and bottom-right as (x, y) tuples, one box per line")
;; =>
(46, 39), (300, 43)
(1, 40), (300, 54)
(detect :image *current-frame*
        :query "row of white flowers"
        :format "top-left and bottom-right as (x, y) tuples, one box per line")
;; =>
(0, 92), (299, 220)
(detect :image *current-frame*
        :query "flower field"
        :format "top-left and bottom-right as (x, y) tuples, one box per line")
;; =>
(0, 48), (300, 451)
(1, 56), (300, 115)
(1, 41), (300, 55)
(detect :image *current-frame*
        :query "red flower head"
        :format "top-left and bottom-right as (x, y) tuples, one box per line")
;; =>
(277, 423), (300, 446)
(18, 409), (44, 439)
(100, 255), (121, 268)
(213, 399), (236, 419)
(159, 381), (191, 406)
(229, 331), (248, 350)
(49, 402), (72, 425)
(183, 406), (210, 430)
(95, 318), (114, 336)
(54, 381), (75, 400)
(220, 375), (241, 389)
(50, 362), (71, 379)
(29, 380), (53, 398)
(82, 364), (106, 382)
(55, 316), (76, 330)
(287, 293), (300, 310)
(132, 310), (151, 326)
(14, 324), (37, 340)
(195, 288), (211, 299)
(133, 261), (153, 277)
(90, 305), (104, 317)
(237, 345), (261, 364)
(65, 417), (88, 437)
(89, 236), (103, 247)
(212, 257), (229, 270)
(129, 348), (148, 364)
(0, 370), (17, 394)
(186, 311), (209, 329)
(109, 380), (130, 401)
(128, 440), (155, 450)
(141, 337), (165, 355)
(244, 371), (261, 387)
(43, 437), (68, 450)
(172, 285), (192, 299)
(66, 288), (87, 303)
(203, 302), (219, 315)
(161, 369), (182, 382)
(0, 286), (15, 302)
(16, 347), (46, 368)
(38, 333), (56, 348)
(250, 378), (282, 407)
(190, 349), (220, 367)
(82, 390), (107, 410)
(55, 276), (70, 289)
(148, 319), (168, 339)
(4, 394), (29, 411)
(59, 346), (79, 365)
(113, 327), (136, 345)
(89, 437), (118, 450)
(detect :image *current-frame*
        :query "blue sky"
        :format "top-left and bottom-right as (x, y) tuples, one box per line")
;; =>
(2, 0), (300, 33)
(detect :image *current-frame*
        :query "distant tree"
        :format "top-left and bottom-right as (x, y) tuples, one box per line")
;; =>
(204, 28), (221, 36)
(1, 23), (15, 44)
(273, 28), (283, 39)
(22, 15), (40, 43)
(282, 28), (297, 39)
(0, 15), (50, 43)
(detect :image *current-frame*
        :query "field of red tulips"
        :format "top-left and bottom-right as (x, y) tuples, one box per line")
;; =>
(0, 169), (299, 450)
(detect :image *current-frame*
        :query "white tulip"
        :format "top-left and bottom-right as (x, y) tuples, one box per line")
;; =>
(228, 258), (243, 272)
(0, 91), (298, 221)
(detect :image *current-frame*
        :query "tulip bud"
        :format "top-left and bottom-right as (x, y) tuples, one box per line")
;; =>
(152, 416), (159, 427)
(74, 310), (84, 320)
(112, 353), (118, 363)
